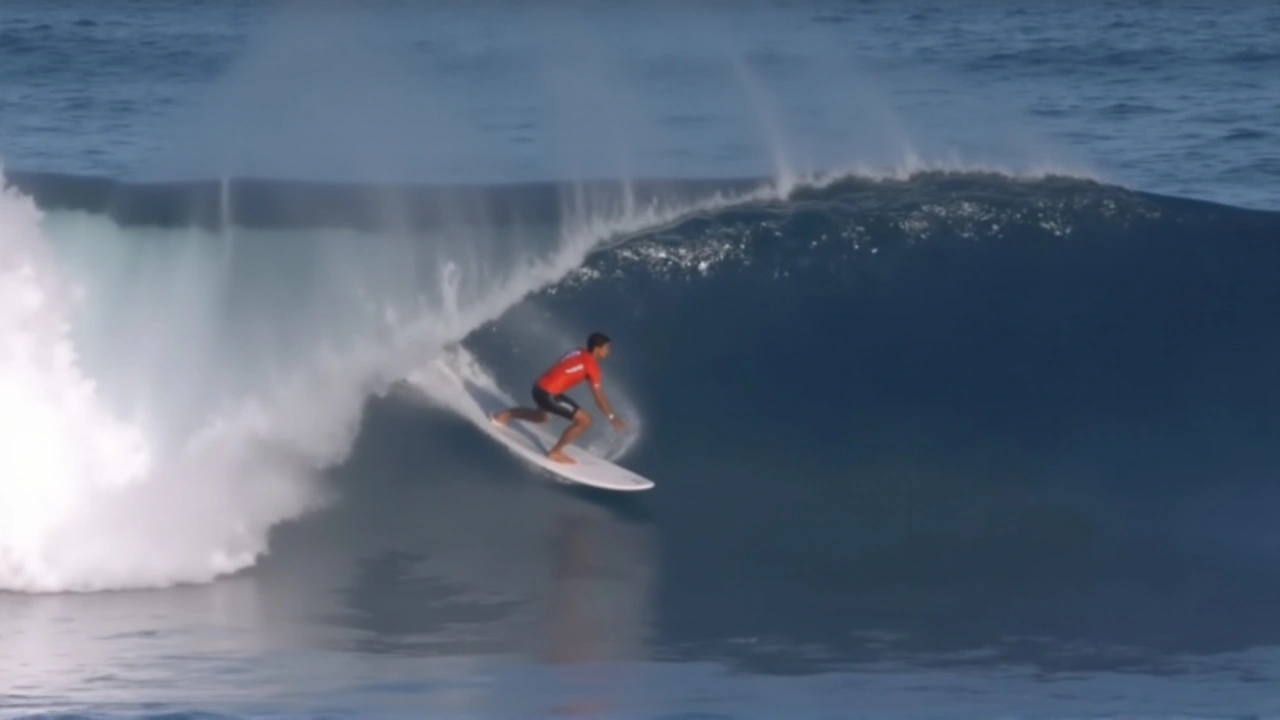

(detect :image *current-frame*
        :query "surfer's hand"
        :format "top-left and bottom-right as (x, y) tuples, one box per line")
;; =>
(610, 415), (626, 431)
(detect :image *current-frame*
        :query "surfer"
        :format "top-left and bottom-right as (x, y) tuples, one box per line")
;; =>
(492, 332), (626, 464)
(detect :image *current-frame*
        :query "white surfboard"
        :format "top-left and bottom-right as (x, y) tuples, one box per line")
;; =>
(409, 355), (654, 492)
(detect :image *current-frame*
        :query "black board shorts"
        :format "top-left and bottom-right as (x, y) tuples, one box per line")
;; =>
(532, 384), (580, 420)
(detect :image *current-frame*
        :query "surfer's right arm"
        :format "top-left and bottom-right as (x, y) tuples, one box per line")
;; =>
(591, 383), (625, 430)
(584, 354), (625, 430)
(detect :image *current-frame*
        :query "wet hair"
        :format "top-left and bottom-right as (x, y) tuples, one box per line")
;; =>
(587, 332), (611, 351)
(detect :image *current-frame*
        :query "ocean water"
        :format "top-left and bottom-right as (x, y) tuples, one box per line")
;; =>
(1, 1), (1279, 719)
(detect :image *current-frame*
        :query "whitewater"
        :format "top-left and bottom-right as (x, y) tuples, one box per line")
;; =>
(1, 170), (328, 592)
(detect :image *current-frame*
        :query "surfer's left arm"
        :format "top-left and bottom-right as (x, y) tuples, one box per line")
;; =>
(591, 383), (626, 430)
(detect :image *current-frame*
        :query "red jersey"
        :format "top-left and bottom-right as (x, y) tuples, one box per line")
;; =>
(536, 348), (601, 394)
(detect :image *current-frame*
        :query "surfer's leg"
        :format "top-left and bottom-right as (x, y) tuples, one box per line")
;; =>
(500, 384), (570, 426)
(493, 386), (551, 425)
(493, 407), (547, 425)
(547, 409), (591, 464)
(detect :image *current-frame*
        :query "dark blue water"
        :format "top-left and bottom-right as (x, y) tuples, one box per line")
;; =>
(3, 0), (1278, 207)
(2, 1), (1280, 719)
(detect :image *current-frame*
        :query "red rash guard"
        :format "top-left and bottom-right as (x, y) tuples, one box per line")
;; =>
(536, 349), (601, 394)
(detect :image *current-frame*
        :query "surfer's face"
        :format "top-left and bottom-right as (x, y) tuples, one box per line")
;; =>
(594, 343), (611, 359)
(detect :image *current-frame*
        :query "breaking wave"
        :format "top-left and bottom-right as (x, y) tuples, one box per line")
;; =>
(4, 165), (1277, 595)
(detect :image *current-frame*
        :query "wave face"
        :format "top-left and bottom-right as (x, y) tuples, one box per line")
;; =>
(4, 165), (1279, 602)
(464, 171), (1280, 644)
(492, 171), (1280, 474)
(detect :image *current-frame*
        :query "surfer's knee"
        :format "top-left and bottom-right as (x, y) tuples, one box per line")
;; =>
(574, 410), (592, 427)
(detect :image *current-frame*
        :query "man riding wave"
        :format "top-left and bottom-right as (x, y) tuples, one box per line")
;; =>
(492, 332), (626, 464)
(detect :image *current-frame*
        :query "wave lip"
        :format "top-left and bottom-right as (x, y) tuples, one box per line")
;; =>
(3, 170), (770, 232)
(2, 158), (1100, 232)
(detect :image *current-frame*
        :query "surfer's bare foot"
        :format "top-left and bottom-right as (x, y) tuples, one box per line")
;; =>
(491, 411), (511, 426)
(547, 449), (576, 464)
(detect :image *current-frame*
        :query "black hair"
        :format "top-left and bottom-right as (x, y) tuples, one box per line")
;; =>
(587, 332), (611, 350)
